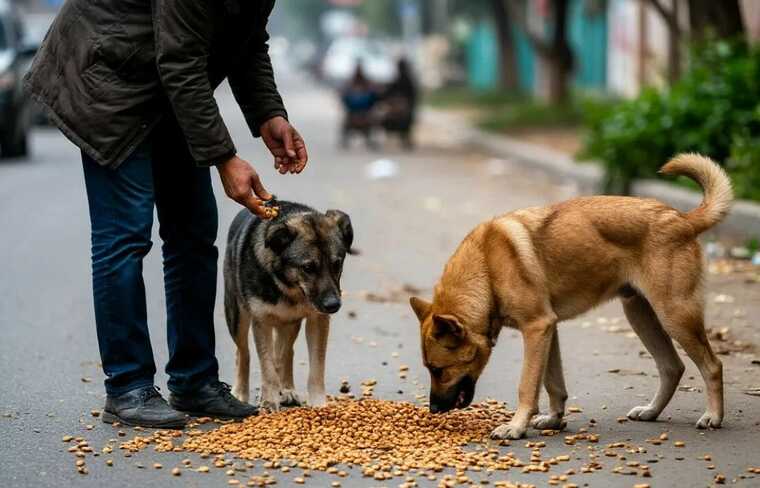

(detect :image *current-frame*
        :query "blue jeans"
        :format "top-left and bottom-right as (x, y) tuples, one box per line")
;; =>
(82, 120), (219, 396)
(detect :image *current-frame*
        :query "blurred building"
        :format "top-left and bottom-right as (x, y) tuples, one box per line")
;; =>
(457, 0), (760, 99)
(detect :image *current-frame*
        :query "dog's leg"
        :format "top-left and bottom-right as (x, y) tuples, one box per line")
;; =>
(531, 329), (568, 430)
(232, 308), (252, 403)
(650, 297), (723, 429)
(305, 314), (329, 407)
(251, 319), (282, 411)
(622, 292), (684, 422)
(491, 315), (556, 440)
(274, 320), (302, 407)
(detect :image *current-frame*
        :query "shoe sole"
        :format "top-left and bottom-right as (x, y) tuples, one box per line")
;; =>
(101, 411), (187, 429)
(175, 410), (258, 420)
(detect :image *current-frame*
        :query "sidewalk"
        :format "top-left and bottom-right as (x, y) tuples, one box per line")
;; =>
(420, 107), (760, 240)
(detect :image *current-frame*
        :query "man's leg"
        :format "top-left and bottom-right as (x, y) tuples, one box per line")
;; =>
(153, 119), (257, 418)
(82, 145), (157, 395)
(151, 121), (220, 395)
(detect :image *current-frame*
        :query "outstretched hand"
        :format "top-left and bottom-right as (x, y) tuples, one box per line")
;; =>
(260, 116), (308, 174)
(216, 155), (273, 219)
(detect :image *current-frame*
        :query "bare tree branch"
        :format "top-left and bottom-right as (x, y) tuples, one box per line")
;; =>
(503, 0), (551, 53)
(643, 0), (682, 35)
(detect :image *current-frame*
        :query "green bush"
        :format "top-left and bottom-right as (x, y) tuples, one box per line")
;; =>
(581, 40), (760, 200)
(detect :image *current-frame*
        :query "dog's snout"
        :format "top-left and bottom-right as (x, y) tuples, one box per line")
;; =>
(428, 395), (453, 414)
(320, 295), (342, 314)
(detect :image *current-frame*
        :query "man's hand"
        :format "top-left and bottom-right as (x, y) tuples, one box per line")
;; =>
(217, 155), (273, 219)
(260, 116), (308, 174)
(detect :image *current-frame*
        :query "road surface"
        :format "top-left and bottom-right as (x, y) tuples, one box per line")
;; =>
(1, 76), (759, 488)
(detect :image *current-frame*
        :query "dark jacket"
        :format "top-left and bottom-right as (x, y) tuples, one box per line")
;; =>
(23, 0), (287, 168)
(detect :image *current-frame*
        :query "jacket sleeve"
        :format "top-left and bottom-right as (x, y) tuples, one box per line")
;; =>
(152, 0), (236, 166)
(227, 1), (288, 138)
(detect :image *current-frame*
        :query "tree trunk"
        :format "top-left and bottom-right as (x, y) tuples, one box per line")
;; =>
(688, 0), (745, 41)
(491, 0), (518, 91)
(667, 0), (681, 83)
(546, 0), (573, 104)
(506, 0), (573, 103)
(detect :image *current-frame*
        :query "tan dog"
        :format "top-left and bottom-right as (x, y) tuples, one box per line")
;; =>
(410, 154), (732, 439)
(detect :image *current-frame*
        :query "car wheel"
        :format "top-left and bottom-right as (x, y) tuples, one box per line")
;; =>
(1, 127), (29, 158)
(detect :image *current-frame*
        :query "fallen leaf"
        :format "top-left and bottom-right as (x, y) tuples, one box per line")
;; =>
(607, 369), (647, 376)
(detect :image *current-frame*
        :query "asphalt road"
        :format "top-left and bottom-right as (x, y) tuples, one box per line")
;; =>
(1, 76), (759, 488)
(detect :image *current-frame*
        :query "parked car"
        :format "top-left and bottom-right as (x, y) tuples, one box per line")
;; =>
(21, 11), (56, 126)
(321, 37), (397, 87)
(0, 0), (38, 158)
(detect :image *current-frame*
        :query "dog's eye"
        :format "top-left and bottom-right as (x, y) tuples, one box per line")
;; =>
(429, 367), (443, 378)
(303, 262), (318, 274)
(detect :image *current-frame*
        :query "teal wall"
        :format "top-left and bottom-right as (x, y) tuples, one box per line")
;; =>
(466, 22), (500, 90)
(503, 0), (608, 93)
(513, 24), (536, 93)
(568, 0), (608, 89)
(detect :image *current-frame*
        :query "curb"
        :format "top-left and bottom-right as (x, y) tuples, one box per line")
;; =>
(632, 180), (760, 238)
(465, 130), (603, 195)
(444, 112), (760, 238)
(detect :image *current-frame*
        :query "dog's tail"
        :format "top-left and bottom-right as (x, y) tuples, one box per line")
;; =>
(659, 153), (734, 234)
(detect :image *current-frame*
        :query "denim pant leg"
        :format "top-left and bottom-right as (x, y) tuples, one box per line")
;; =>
(82, 144), (157, 395)
(152, 122), (220, 394)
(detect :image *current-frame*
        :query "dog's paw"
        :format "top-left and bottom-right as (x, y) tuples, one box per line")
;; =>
(308, 393), (327, 408)
(627, 405), (660, 422)
(259, 389), (282, 412)
(696, 411), (722, 430)
(490, 422), (527, 440)
(280, 389), (303, 407)
(259, 399), (281, 412)
(232, 386), (249, 404)
(530, 414), (566, 431)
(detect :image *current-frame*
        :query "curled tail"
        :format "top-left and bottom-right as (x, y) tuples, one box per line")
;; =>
(659, 153), (734, 234)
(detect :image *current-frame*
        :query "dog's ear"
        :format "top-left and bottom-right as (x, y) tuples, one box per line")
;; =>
(432, 314), (465, 342)
(265, 223), (295, 254)
(410, 296), (432, 322)
(325, 210), (354, 252)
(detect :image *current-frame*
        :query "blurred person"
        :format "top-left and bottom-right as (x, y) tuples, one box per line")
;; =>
(23, 0), (308, 428)
(340, 63), (379, 150)
(380, 58), (418, 150)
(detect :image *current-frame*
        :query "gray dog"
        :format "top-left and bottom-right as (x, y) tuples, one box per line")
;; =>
(224, 201), (353, 410)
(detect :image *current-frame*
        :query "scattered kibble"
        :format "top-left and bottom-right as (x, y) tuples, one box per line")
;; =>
(179, 399), (519, 472)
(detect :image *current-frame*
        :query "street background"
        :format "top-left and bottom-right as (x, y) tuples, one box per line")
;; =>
(2, 1), (760, 487)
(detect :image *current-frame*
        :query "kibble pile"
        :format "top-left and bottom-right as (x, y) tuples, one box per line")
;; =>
(182, 399), (514, 471)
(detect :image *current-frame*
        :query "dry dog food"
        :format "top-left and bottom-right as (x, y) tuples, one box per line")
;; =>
(118, 399), (532, 474)
(181, 399), (514, 471)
